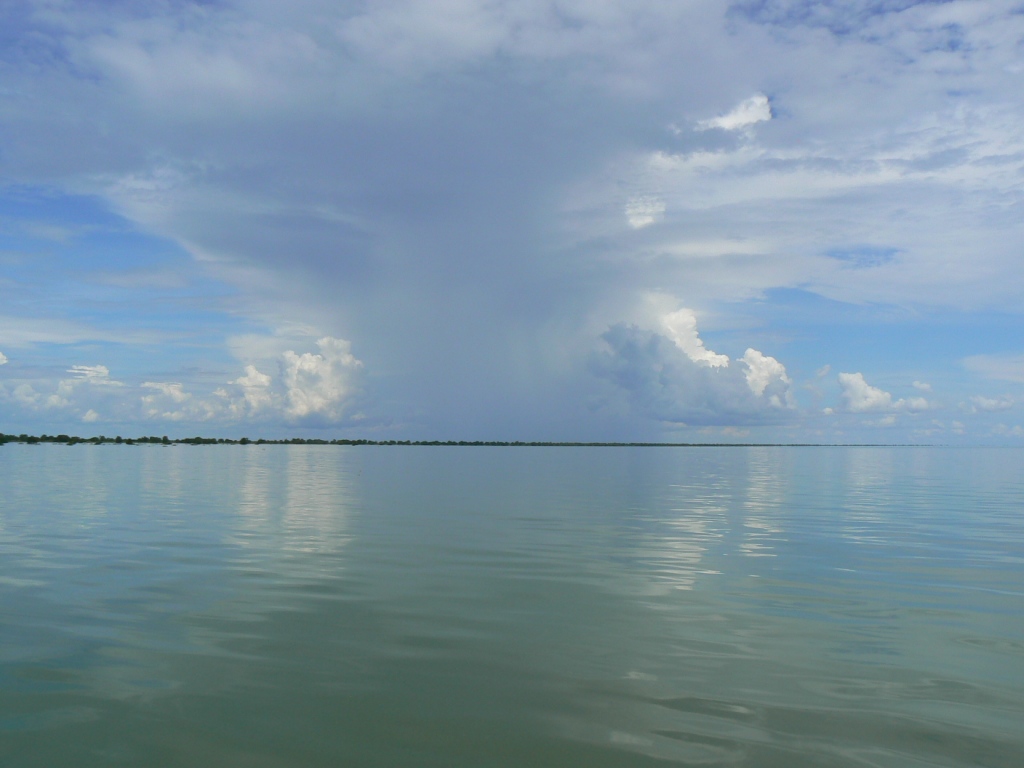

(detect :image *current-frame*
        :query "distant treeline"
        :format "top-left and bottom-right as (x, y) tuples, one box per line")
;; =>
(0, 432), (856, 447)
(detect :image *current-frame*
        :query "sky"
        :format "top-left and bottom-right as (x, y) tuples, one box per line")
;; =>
(1, 0), (1023, 442)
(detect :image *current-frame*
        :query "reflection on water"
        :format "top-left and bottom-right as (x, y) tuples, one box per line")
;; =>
(282, 446), (354, 556)
(740, 448), (786, 559)
(1, 445), (1023, 767)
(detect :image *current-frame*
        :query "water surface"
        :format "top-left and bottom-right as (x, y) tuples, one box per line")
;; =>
(1, 445), (1022, 766)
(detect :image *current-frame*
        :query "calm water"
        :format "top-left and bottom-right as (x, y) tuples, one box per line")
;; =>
(1, 446), (1022, 767)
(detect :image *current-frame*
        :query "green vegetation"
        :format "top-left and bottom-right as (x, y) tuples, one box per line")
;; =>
(0, 432), (883, 447)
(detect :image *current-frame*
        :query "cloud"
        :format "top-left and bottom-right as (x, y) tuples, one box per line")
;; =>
(82, 409), (99, 422)
(742, 348), (794, 408)
(11, 383), (41, 407)
(593, 307), (794, 425)
(0, 333), (365, 428)
(68, 365), (122, 385)
(282, 336), (362, 421)
(838, 372), (929, 413)
(3, 0), (1024, 438)
(232, 364), (274, 414)
(991, 423), (1024, 438)
(624, 197), (665, 229)
(838, 372), (893, 412)
(662, 308), (730, 368)
(140, 382), (222, 422)
(132, 336), (362, 424)
(696, 94), (772, 131)
(912, 380), (932, 392)
(141, 381), (190, 403)
(33, 364), (128, 411)
(0, 351), (7, 365)
(967, 394), (1014, 413)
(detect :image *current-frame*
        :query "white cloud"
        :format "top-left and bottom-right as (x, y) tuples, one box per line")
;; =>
(912, 381), (932, 392)
(141, 381), (190, 403)
(282, 336), (362, 420)
(662, 308), (729, 368)
(37, 363), (126, 412)
(838, 372), (930, 413)
(0, 333), (366, 427)
(968, 394), (1014, 413)
(0, 351), (7, 365)
(838, 372), (894, 412)
(233, 364), (274, 413)
(68, 365), (122, 385)
(696, 94), (772, 132)
(82, 409), (99, 422)
(12, 383), (40, 406)
(140, 381), (223, 422)
(624, 196), (665, 228)
(741, 348), (793, 407)
(593, 314), (795, 426)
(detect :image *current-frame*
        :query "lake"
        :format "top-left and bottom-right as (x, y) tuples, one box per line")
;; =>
(1, 445), (1022, 766)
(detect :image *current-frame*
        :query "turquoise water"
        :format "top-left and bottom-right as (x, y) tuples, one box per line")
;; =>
(1, 445), (1022, 767)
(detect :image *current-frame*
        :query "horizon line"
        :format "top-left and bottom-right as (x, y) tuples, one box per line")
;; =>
(0, 432), (936, 447)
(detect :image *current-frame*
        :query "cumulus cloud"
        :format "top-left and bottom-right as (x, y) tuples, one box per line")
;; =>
(696, 94), (772, 132)
(838, 372), (929, 413)
(662, 308), (730, 368)
(742, 348), (794, 408)
(233, 364), (274, 414)
(142, 382), (190, 404)
(838, 372), (894, 412)
(12, 383), (41, 407)
(82, 409), (99, 422)
(36, 364), (127, 411)
(131, 336), (361, 424)
(593, 307), (794, 425)
(0, 333), (365, 429)
(0, 351), (8, 365)
(967, 394), (1014, 413)
(140, 381), (221, 422)
(282, 337), (362, 421)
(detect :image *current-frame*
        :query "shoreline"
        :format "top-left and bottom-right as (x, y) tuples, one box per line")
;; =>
(0, 433), (923, 447)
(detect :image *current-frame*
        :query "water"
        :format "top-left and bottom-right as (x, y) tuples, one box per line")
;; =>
(1, 445), (1022, 767)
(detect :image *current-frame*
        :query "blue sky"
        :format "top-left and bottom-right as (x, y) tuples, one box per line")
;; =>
(1, 0), (1023, 442)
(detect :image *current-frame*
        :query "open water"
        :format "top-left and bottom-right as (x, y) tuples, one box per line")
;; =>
(1, 445), (1022, 767)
